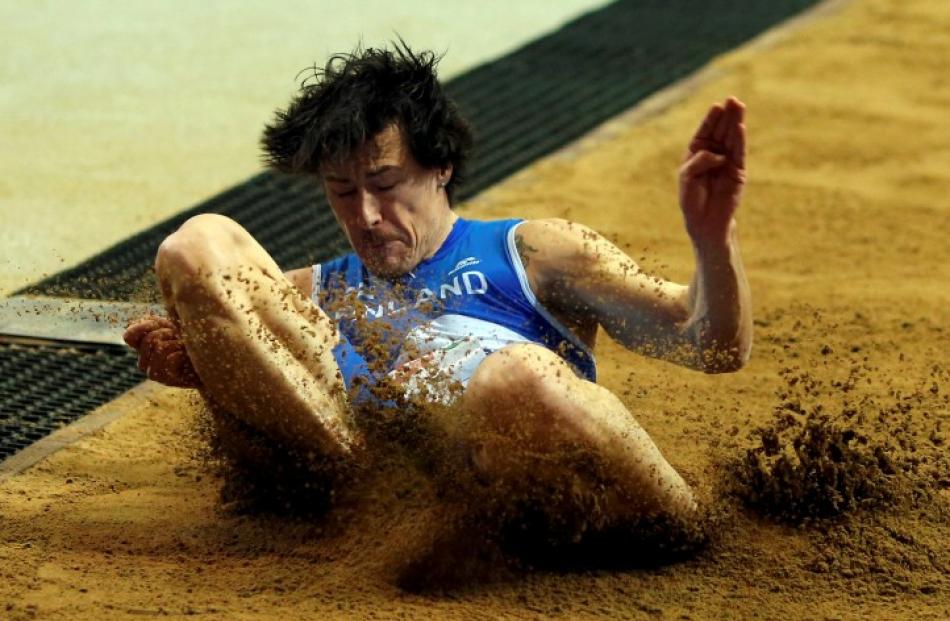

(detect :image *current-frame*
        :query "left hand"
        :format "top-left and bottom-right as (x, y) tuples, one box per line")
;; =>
(123, 315), (202, 388)
(679, 97), (747, 247)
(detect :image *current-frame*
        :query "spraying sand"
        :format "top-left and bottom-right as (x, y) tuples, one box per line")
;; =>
(2, 0), (949, 618)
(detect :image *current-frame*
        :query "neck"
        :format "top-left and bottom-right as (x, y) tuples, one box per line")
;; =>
(423, 207), (459, 260)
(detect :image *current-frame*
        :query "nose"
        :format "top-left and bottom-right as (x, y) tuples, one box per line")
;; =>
(355, 189), (382, 229)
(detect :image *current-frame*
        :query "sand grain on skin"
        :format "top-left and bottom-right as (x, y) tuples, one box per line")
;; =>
(2, 0), (950, 618)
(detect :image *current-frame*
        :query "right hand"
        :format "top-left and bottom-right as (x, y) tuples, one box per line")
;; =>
(123, 315), (202, 388)
(678, 96), (746, 248)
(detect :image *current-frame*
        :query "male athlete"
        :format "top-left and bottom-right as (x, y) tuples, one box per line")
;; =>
(124, 45), (751, 531)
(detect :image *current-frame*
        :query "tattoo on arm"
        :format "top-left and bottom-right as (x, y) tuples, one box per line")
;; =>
(514, 233), (539, 268)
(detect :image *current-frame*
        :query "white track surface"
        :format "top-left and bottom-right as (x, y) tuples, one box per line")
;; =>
(0, 0), (609, 296)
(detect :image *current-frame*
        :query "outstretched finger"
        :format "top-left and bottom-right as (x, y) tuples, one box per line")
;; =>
(727, 96), (746, 124)
(712, 99), (736, 143)
(697, 104), (723, 140)
(729, 122), (746, 170)
(689, 104), (723, 153)
(719, 97), (746, 142)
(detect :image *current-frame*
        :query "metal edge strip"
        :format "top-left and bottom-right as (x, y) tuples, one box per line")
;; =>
(0, 382), (161, 483)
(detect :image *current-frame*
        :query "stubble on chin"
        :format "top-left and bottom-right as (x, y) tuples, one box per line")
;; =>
(362, 248), (413, 278)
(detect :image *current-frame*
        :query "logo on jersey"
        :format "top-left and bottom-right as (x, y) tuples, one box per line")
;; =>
(449, 256), (481, 275)
(334, 270), (490, 320)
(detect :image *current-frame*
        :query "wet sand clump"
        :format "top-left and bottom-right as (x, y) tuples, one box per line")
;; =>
(735, 358), (949, 523)
(5, 1), (950, 617)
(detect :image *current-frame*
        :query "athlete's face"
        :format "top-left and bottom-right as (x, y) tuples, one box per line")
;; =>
(321, 125), (454, 277)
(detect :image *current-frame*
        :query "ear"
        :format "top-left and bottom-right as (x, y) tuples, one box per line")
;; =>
(438, 164), (454, 188)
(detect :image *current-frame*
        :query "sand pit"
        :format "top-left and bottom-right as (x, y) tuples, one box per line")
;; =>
(2, 0), (950, 618)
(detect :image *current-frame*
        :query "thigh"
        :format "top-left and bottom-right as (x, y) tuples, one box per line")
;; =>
(156, 215), (359, 456)
(460, 343), (696, 517)
(462, 343), (592, 439)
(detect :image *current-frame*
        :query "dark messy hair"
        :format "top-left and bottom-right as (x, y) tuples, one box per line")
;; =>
(261, 42), (473, 203)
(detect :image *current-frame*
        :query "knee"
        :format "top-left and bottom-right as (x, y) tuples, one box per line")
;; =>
(462, 344), (589, 480)
(464, 344), (572, 425)
(155, 214), (247, 288)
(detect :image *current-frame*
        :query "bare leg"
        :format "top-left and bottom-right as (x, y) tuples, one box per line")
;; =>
(458, 343), (696, 524)
(155, 214), (362, 459)
(395, 343), (698, 586)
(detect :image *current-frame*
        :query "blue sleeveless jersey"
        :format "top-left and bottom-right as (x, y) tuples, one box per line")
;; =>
(312, 217), (596, 389)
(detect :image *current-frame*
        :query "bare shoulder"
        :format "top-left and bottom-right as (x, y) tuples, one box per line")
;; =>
(514, 218), (691, 345)
(514, 218), (596, 265)
(516, 217), (686, 309)
(515, 218), (609, 279)
(516, 217), (594, 244)
(512, 219), (605, 309)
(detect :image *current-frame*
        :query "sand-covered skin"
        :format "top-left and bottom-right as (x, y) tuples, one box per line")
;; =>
(2, 0), (950, 618)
